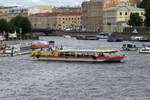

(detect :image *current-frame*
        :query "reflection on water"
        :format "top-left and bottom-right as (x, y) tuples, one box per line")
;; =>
(0, 36), (150, 100)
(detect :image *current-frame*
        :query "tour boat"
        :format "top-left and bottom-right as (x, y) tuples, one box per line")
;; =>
(31, 48), (127, 62)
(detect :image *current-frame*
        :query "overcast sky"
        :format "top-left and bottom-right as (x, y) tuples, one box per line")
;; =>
(0, 0), (89, 7)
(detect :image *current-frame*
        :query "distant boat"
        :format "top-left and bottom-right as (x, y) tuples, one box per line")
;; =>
(63, 35), (71, 39)
(107, 36), (123, 42)
(0, 43), (31, 57)
(76, 35), (99, 40)
(122, 43), (138, 51)
(139, 47), (150, 54)
(130, 36), (149, 42)
(96, 32), (110, 39)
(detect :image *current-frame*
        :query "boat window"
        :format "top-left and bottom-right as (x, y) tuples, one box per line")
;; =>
(98, 53), (104, 56)
(70, 52), (75, 56)
(123, 44), (126, 47)
(142, 49), (149, 51)
(42, 48), (49, 51)
(60, 52), (65, 56)
(64, 52), (70, 56)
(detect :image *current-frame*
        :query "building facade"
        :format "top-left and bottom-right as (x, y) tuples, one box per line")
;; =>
(81, 0), (103, 32)
(29, 12), (81, 30)
(104, 0), (142, 8)
(29, 13), (56, 29)
(52, 7), (81, 13)
(56, 12), (81, 30)
(0, 6), (13, 14)
(103, 3), (145, 32)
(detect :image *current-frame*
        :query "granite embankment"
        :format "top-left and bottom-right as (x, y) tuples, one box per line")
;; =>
(52, 30), (150, 40)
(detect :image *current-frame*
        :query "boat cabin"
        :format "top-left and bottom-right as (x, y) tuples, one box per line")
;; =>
(139, 47), (150, 53)
(122, 43), (138, 51)
(59, 49), (119, 58)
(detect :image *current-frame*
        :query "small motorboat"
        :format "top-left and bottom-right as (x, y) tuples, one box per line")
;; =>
(0, 43), (31, 57)
(63, 35), (71, 39)
(96, 32), (110, 39)
(76, 35), (99, 40)
(139, 46), (150, 54)
(122, 43), (138, 51)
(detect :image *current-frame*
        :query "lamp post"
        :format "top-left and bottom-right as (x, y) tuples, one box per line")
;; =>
(19, 28), (22, 40)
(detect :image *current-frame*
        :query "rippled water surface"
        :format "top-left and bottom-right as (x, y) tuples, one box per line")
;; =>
(0, 36), (150, 100)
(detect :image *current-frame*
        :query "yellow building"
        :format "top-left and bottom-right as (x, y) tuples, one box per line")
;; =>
(56, 12), (81, 30)
(0, 6), (15, 14)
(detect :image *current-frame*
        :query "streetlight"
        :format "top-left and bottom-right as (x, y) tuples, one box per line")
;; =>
(19, 28), (22, 40)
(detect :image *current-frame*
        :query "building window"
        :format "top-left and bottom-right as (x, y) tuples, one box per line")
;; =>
(125, 12), (128, 15)
(141, 12), (144, 15)
(120, 12), (122, 16)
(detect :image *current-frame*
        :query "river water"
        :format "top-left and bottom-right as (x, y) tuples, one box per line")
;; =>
(0, 36), (150, 100)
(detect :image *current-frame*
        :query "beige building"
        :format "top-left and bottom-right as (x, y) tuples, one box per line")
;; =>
(29, 13), (56, 29)
(56, 12), (81, 30)
(81, 0), (103, 32)
(103, 3), (145, 32)
(29, 12), (81, 30)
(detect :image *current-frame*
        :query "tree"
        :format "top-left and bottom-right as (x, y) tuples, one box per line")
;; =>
(19, 17), (32, 34)
(10, 15), (32, 35)
(128, 13), (143, 27)
(0, 19), (9, 33)
(139, 0), (150, 26)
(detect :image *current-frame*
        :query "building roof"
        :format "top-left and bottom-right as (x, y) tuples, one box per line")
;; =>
(30, 12), (81, 17)
(104, 3), (144, 12)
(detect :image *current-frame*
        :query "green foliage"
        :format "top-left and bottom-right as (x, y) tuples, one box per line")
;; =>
(0, 15), (32, 36)
(139, 0), (150, 26)
(0, 19), (9, 33)
(128, 13), (143, 27)
(19, 17), (32, 34)
(10, 15), (32, 34)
